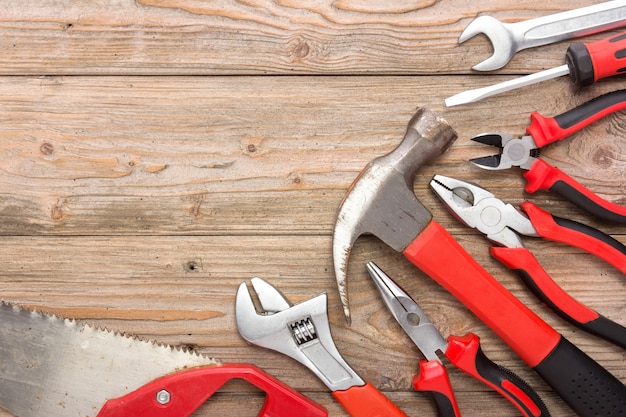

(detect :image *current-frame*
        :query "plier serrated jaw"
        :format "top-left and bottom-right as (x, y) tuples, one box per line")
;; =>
(470, 133), (540, 170)
(429, 175), (538, 248)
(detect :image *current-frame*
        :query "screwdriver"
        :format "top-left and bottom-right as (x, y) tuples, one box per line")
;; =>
(446, 31), (626, 107)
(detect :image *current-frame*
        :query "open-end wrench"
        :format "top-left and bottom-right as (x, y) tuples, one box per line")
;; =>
(460, 1), (626, 71)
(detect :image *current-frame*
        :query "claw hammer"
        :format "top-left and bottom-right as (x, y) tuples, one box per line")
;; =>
(332, 108), (626, 417)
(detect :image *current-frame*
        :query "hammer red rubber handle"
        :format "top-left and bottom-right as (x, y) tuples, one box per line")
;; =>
(524, 159), (626, 224)
(521, 201), (626, 273)
(332, 382), (409, 417)
(97, 363), (328, 417)
(403, 220), (626, 417)
(492, 246), (626, 350)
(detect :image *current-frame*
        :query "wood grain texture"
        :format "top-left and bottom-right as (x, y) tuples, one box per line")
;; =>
(0, 1), (624, 416)
(0, 0), (618, 75)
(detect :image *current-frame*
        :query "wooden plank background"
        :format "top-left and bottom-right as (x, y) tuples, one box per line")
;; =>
(0, 1), (624, 416)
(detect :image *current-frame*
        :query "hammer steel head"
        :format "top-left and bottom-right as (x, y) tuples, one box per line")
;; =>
(333, 108), (457, 323)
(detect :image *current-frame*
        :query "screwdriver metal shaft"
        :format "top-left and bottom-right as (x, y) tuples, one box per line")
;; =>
(446, 30), (626, 107)
(446, 65), (569, 107)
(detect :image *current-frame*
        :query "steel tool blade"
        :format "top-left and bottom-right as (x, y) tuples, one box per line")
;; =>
(0, 302), (217, 417)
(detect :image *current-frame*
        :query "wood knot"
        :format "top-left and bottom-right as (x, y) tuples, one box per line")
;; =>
(591, 145), (617, 169)
(292, 41), (310, 58)
(40, 142), (54, 156)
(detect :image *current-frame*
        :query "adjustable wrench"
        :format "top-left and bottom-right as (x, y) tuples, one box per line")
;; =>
(460, 0), (626, 71)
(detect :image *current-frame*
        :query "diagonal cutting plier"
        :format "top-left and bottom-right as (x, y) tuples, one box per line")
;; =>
(365, 261), (550, 417)
(469, 89), (626, 224)
(430, 174), (626, 350)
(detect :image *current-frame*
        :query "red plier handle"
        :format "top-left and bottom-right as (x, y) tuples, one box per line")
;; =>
(492, 246), (626, 350)
(521, 201), (626, 274)
(413, 334), (549, 417)
(524, 89), (626, 224)
(97, 364), (327, 417)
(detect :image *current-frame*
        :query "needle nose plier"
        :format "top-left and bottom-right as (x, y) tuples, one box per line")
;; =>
(365, 261), (550, 417)
(469, 89), (626, 224)
(430, 174), (626, 349)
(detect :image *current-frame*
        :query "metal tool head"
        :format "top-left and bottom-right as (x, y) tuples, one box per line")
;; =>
(365, 262), (448, 361)
(430, 174), (538, 248)
(333, 108), (457, 324)
(470, 133), (539, 170)
(235, 278), (364, 391)
(458, 15), (518, 72)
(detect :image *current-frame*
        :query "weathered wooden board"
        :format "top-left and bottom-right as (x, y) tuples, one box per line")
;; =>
(0, 0), (624, 416)
(0, 1), (620, 75)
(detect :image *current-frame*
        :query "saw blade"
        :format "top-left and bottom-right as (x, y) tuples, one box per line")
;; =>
(0, 302), (219, 417)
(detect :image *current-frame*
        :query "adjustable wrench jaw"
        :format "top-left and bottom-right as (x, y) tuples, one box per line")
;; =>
(430, 175), (538, 248)
(235, 279), (364, 392)
(470, 133), (539, 170)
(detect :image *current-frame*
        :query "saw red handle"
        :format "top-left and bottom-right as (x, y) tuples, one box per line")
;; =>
(492, 246), (626, 350)
(332, 382), (409, 417)
(413, 359), (460, 417)
(521, 201), (626, 273)
(524, 159), (626, 224)
(526, 89), (626, 147)
(97, 363), (328, 417)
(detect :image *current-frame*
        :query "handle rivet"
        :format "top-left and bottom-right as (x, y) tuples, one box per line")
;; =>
(156, 389), (171, 405)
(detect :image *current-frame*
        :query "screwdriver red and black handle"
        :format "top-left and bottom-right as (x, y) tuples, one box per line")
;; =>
(414, 334), (550, 417)
(523, 89), (626, 224)
(565, 32), (626, 87)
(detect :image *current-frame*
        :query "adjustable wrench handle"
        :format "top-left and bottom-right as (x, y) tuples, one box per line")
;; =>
(403, 220), (626, 417)
(332, 382), (409, 417)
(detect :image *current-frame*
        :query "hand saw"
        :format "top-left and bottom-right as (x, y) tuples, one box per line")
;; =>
(0, 302), (327, 417)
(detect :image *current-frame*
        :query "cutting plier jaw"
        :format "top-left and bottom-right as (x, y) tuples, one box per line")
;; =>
(429, 175), (537, 248)
(470, 133), (540, 170)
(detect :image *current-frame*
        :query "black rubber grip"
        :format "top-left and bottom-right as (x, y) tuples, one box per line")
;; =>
(430, 392), (458, 417)
(551, 180), (626, 224)
(552, 214), (626, 255)
(552, 89), (626, 130)
(534, 336), (626, 417)
(516, 268), (626, 350)
(473, 344), (551, 417)
(566, 43), (594, 86)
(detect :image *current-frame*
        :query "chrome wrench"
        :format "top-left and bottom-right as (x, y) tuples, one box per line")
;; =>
(460, 0), (626, 71)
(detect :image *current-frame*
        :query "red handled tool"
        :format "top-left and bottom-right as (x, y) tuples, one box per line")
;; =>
(470, 89), (626, 224)
(446, 32), (626, 106)
(99, 364), (327, 417)
(366, 262), (550, 417)
(431, 174), (626, 350)
(333, 109), (626, 417)
(236, 278), (409, 417)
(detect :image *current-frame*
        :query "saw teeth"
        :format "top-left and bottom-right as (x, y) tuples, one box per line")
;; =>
(0, 300), (218, 362)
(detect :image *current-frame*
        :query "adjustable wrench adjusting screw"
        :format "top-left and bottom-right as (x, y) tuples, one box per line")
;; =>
(290, 317), (317, 345)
